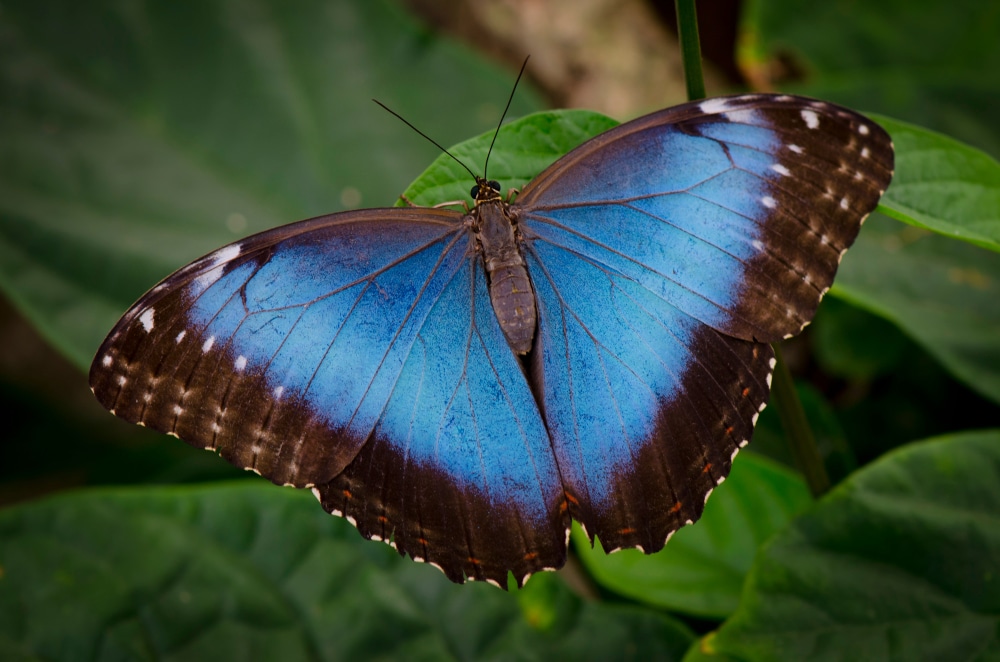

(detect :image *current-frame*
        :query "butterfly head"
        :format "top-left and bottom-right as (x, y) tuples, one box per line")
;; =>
(471, 177), (502, 205)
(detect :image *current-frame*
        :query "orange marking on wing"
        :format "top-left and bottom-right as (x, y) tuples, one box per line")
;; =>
(468, 557), (481, 566)
(670, 501), (683, 513)
(342, 489), (352, 499)
(741, 387), (751, 397)
(377, 515), (389, 524)
(618, 527), (637, 536)
(560, 491), (580, 513)
(417, 537), (429, 546)
(523, 552), (539, 561)
(703, 463), (713, 474)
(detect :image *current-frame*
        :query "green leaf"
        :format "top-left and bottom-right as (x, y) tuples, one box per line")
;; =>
(573, 453), (811, 619)
(0, 0), (541, 372)
(0, 483), (695, 661)
(698, 430), (1000, 662)
(834, 214), (1000, 404)
(399, 109), (619, 208)
(739, 0), (1000, 158)
(874, 115), (1000, 253)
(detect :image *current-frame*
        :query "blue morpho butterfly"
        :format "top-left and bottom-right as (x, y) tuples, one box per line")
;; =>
(90, 76), (894, 588)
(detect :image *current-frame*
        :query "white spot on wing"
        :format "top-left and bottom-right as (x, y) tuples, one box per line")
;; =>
(861, 147), (870, 159)
(139, 308), (155, 332)
(202, 336), (215, 353)
(761, 196), (777, 209)
(840, 197), (851, 210)
(116, 375), (127, 386)
(175, 330), (186, 343)
(771, 163), (791, 176)
(172, 404), (183, 415)
(789, 144), (804, 154)
(273, 386), (284, 399)
(699, 97), (735, 114)
(801, 110), (820, 129)
(859, 124), (870, 135)
(102, 355), (113, 367)
(235, 355), (247, 372)
(193, 244), (242, 293)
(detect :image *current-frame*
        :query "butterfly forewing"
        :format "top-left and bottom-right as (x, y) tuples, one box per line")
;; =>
(91, 93), (893, 587)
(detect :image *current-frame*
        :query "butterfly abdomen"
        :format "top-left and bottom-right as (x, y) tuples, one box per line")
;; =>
(487, 263), (536, 354)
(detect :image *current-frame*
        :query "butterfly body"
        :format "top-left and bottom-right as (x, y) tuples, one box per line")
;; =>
(91, 94), (893, 588)
(469, 178), (537, 354)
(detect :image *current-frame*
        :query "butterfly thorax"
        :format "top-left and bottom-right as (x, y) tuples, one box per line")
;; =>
(471, 181), (536, 355)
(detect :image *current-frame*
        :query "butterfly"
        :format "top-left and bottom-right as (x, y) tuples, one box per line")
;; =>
(90, 92), (893, 589)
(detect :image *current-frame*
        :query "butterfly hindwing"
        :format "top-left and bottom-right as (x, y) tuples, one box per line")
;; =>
(317, 256), (567, 586)
(525, 241), (773, 553)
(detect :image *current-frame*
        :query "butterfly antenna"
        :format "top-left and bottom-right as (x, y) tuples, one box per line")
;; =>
(483, 55), (530, 180)
(372, 99), (478, 181)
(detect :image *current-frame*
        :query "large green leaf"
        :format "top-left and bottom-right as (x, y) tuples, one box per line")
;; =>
(0, 483), (695, 661)
(874, 115), (1000, 253)
(573, 453), (811, 619)
(0, 0), (541, 372)
(835, 214), (1000, 404)
(692, 430), (1000, 662)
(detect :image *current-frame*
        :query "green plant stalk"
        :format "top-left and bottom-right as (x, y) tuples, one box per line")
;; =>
(674, 0), (706, 101)
(770, 344), (831, 497)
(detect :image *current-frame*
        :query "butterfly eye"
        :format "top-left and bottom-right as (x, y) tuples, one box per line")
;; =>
(470, 184), (480, 198)
(489, 180), (501, 193)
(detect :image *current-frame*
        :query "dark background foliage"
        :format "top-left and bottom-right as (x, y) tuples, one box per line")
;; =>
(1, 0), (998, 659)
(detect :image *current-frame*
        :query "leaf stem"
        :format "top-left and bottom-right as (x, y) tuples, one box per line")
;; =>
(771, 344), (831, 498)
(675, 0), (707, 101)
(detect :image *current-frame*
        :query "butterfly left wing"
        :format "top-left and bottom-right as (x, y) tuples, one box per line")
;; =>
(516, 94), (893, 553)
(91, 208), (568, 586)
